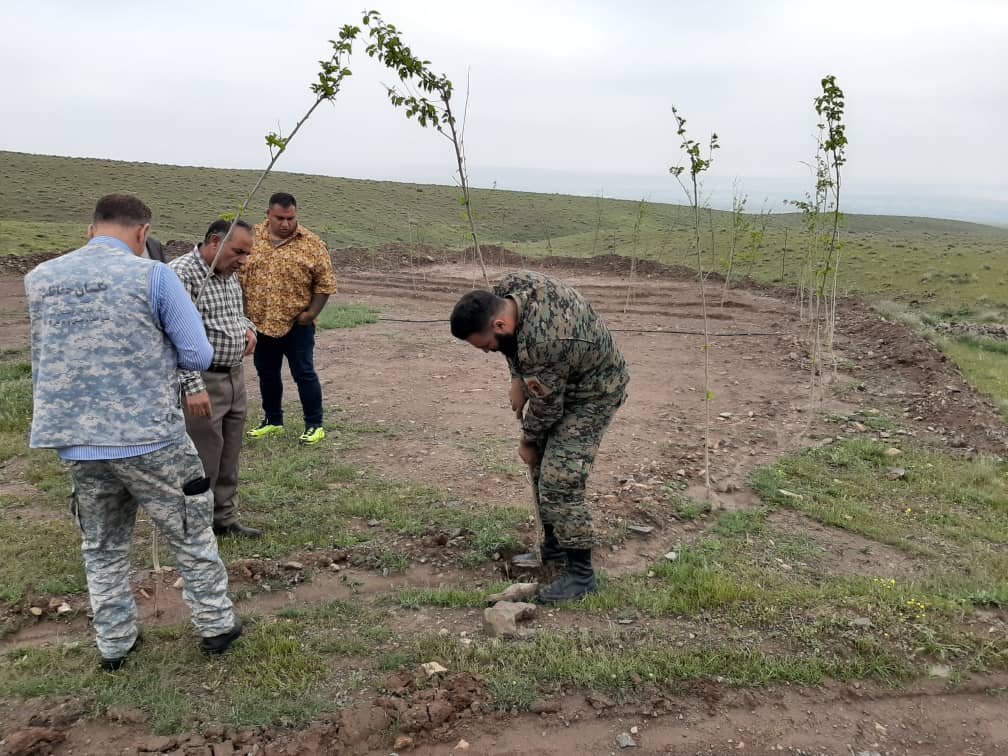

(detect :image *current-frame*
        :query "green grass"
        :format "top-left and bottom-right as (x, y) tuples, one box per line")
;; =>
(3, 151), (1007, 319)
(315, 303), (380, 331)
(0, 219), (83, 255)
(939, 336), (1008, 418)
(0, 602), (385, 732)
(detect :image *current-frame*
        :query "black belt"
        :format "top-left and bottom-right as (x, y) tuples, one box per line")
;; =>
(205, 365), (240, 374)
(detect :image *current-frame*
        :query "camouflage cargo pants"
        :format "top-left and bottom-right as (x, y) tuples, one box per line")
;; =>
(68, 437), (236, 659)
(531, 391), (626, 549)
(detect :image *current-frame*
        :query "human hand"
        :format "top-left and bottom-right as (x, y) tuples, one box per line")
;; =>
(518, 439), (540, 466)
(295, 310), (317, 326)
(509, 377), (527, 420)
(186, 391), (212, 418)
(243, 328), (257, 357)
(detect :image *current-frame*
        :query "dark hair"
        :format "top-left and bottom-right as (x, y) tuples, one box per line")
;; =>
(203, 218), (252, 244)
(92, 194), (152, 227)
(268, 192), (297, 209)
(450, 290), (504, 339)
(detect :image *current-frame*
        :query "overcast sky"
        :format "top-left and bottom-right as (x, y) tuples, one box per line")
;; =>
(2, 0), (1006, 224)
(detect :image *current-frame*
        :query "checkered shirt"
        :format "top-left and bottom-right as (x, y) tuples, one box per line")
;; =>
(169, 247), (255, 396)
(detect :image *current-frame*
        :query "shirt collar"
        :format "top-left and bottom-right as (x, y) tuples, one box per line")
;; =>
(90, 236), (135, 255)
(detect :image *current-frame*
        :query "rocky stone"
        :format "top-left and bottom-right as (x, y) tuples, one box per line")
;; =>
(663, 551), (678, 561)
(884, 447), (903, 457)
(529, 699), (561, 714)
(486, 583), (539, 604)
(483, 601), (537, 638)
(615, 732), (638, 748)
(106, 706), (149, 724)
(627, 524), (654, 535)
(210, 742), (234, 756)
(27, 699), (86, 728)
(928, 664), (952, 678)
(140, 735), (177, 752)
(393, 735), (415, 751)
(421, 661), (448, 676)
(0, 727), (65, 756)
(586, 693), (616, 709)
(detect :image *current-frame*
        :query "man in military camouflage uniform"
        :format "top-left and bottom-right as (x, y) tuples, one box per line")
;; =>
(25, 194), (242, 670)
(450, 271), (629, 603)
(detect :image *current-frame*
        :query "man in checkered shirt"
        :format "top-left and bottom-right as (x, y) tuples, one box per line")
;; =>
(170, 219), (262, 538)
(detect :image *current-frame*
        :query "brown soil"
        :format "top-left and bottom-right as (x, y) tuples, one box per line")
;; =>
(2, 247), (1006, 755)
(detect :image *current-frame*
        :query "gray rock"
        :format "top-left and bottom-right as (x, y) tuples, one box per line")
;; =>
(615, 732), (638, 748)
(483, 601), (537, 638)
(928, 664), (952, 678)
(140, 735), (177, 752)
(627, 524), (654, 535)
(486, 583), (539, 604)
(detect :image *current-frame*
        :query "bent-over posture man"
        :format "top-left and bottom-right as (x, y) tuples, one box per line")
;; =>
(25, 194), (242, 669)
(170, 219), (261, 538)
(450, 270), (629, 603)
(240, 192), (336, 446)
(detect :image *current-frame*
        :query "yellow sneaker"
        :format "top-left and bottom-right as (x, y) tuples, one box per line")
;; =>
(299, 426), (326, 445)
(247, 421), (284, 439)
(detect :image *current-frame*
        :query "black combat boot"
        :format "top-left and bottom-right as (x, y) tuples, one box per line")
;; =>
(537, 548), (597, 603)
(512, 523), (565, 568)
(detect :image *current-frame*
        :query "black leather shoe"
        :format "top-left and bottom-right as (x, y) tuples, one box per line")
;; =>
(512, 523), (565, 567)
(213, 521), (263, 539)
(100, 634), (142, 671)
(537, 549), (598, 604)
(201, 618), (243, 655)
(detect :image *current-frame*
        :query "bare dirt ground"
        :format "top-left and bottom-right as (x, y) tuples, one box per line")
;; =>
(2, 249), (1006, 755)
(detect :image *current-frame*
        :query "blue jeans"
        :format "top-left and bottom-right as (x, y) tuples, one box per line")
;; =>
(252, 323), (323, 428)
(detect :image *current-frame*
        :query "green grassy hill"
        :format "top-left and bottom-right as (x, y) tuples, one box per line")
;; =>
(2, 150), (1007, 317)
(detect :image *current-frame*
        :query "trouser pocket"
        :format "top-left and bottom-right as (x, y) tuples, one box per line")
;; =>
(181, 476), (211, 536)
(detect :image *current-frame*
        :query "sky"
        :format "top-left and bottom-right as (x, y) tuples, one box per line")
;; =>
(1, 0), (1006, 224)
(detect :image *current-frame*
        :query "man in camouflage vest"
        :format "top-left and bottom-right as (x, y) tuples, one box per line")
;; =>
(25, 194), (242, 670)
(450, 271), (629, 603)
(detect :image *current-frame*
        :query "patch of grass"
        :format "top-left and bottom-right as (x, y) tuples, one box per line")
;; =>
(486, 674), (540, 711)
(0, 606), (385, 732)
(752, 439), (1008, 602)
(0, 219), (83, 255)
(938, 336), (1008, 418)
(316, 303), (380, 331)
(712, 508), (768, 537)
(0, 352), (32, 434)
(412, 630), (910, 693)
(0, 517), (86, 604)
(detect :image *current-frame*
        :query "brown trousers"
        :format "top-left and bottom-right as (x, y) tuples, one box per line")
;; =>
(183, 365), (247, 527)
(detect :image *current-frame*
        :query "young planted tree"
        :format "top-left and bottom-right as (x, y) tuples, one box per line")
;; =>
(739, 202), (772, 282)
(719, 180), (749, 306)
(197, 25), (361, 299)
(788, 75), (847, 383)
(670, 106), (718, 497)
(623, 197), (649, 314)
(360, 11), (489, 287)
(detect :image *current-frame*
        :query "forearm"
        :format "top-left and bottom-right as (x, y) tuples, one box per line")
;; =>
(303, 293), (329, 318)
(179, 370), (206, 396)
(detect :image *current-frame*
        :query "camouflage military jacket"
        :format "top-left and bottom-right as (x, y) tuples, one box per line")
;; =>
(495, 271), (629, 445)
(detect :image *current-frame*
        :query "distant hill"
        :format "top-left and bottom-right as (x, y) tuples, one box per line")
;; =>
(2, 151), (1007, 316)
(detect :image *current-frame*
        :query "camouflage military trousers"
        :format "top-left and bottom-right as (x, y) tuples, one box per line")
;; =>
(531, 392), (626, 549)
(67, 437), (236, 659)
